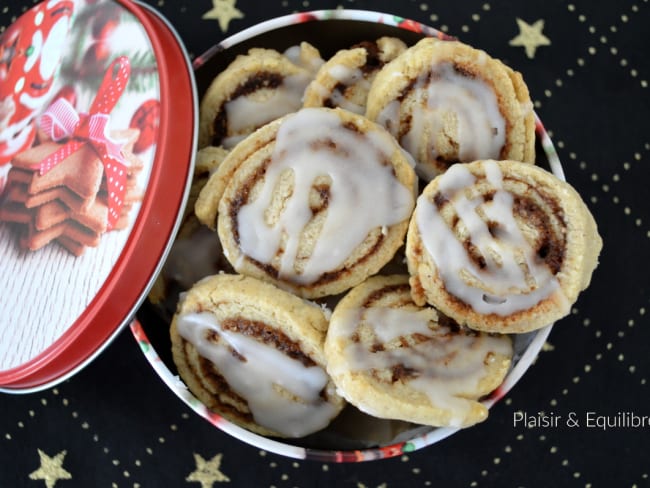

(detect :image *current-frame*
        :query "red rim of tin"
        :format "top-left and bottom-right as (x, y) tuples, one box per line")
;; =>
(0, 0), (197, 391)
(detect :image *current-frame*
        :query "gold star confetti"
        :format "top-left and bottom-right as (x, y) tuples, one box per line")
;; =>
(509, 18), (551, 59)
(28, 449), (72, 488)
(202, 0), (244, 32)
(542, 341), (556, 352)
(186, 453), (230, 487)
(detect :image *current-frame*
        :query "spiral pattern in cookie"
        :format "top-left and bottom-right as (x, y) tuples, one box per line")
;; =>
(303, 37), (407, 114)
(366, 38), (535, 179)
(406, 159), (602, 333)
(216, 107), (417, 298)
(198, 47), (317, 149)
(325, 274), (513, 428)
(170, 273), (345, 438)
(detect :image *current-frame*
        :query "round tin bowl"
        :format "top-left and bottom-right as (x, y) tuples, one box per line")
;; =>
(132, 10), (563, 462)
(0, 0), (196, 392)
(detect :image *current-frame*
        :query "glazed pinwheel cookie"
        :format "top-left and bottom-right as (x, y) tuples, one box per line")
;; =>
(184, 146), (229, 221)
(215, 107), (417, 298)
(191, 146), (231, 228)
(366, 37), (535, 179)
(149, 144), (232, 306)
(195, 145), (230, 175)
(303, 37), (407, 114)
(324, 274), (513, 428)
(198, 45), (319, 149)
(282, 41), (325, 75)
(406, 159), (602, 333)
(170, 273), (345, 438)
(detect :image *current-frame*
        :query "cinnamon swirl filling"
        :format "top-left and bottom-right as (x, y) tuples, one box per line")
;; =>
(170, 274), (345, 438)
(217, 107), (417, 298)
(198, 47), (319, 149)
(366, 38), (535, 179)
(325, 274), (513, 428)
(406, 159), (602, 333)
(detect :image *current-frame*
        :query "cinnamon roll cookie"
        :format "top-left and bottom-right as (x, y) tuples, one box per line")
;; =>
(366, 38), (535, 179)
(214, 107), (417, 298)
(324, 274), (513, 428)
(182, 146), (229, 221)
(406, 159), (602, 333)
(170, 273), (345, 438)
(198, 45), (319, 149)
(282, 41), (325, 76)
(195, 145), (230, 176)
(303, 37), (407, 114)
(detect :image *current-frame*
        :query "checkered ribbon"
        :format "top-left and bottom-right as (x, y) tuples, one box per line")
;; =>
(38, 56), (131, 230)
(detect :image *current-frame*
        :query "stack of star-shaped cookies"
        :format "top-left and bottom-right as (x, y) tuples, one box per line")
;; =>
(0, 129), (143, 256)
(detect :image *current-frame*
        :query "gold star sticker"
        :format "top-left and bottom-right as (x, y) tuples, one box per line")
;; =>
(542, 341), (555, 352)
(186, 453), (230, 488)
(28, 449), (72, 488)
(202, 0), (244, 32)
(509, 18), (551, 59)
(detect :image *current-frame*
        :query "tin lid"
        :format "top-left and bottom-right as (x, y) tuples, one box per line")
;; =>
(0, 0), (197, 391)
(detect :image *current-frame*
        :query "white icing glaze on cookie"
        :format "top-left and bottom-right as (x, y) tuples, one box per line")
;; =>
(416, 160), (569, 316)
(331, 306), (512, 427)
(283, 44), (324, 74)
(222, 73), (312, 149)
(377, 63), (505, 173)
(177, 311), (336, 437)
(236, 108), (414, 284)
(322, 64), (370, 114)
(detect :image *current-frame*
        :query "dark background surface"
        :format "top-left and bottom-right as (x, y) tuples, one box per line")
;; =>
(2, 0), (649, 486)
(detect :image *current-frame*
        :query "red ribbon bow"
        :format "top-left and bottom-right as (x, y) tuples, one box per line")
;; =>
(37, 56), (131, 230)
